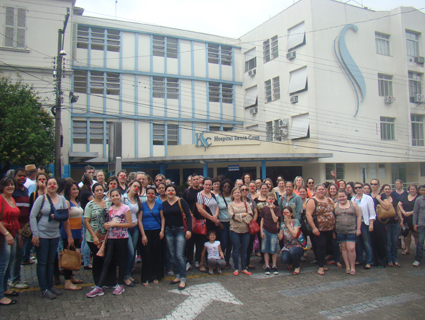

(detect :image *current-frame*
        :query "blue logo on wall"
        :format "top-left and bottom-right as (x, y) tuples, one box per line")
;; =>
(195, 131), (212, 151)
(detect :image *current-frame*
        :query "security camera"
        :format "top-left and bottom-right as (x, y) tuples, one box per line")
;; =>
(59, 49), (67, 56)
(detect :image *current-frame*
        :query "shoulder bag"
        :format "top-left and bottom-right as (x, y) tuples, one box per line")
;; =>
(46, 195), (69, 222)
(376, 197), (396, 223)
(247, 201), (260, 235)
(189, 198), (207, 235)
(59, 245), (82, 271)
(293, 220), (307, 251)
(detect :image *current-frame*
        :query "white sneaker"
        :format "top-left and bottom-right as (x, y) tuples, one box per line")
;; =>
(8, 280), (29, 289)
(413, 261), (421, 267)
(195, 261), (200, 268)
(186, 262), (192, 271)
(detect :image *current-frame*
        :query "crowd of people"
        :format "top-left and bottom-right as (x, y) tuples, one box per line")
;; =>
(1, 165), (425, 305)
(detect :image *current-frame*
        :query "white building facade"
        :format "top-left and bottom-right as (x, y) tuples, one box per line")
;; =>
(1, 0), (424, 186)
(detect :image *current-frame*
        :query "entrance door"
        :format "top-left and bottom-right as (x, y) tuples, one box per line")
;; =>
(391, 163), (406, 185)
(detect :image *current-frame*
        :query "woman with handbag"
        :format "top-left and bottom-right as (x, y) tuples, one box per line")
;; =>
(86, 189), (133, 298)
(196, 177), (220, 235)
(241, 184), (258, 271)
(162, 184), (192, 290)
(84, 183), (115, 289)
(29, 177), (70, 299)
(138, 186), (165, 286)
(377, 184), (403, 267)
(60, 181), (83, 291)
(215, 179), (233, 269)
(0, 177), (22, 305)
(370, 179), (387, 268)
(228, 187), (253, 276)
(399, 185), (419, 255)
(278, 206), (304, 275)
(334, 190), (362, 275)
(305, 184), (337, 275)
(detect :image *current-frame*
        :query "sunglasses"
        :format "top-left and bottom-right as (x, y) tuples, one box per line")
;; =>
(223, 185), (231, 188)
(308, 182), (314, 184)
(370, 183), (378, 186)
(156, 179), (163, 182)
(147, 185), (156, 188)
(241, 188), (248, 191)
(355, 186), (362, 189)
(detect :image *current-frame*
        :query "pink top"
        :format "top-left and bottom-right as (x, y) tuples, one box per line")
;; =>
(107, 204), (129, 239)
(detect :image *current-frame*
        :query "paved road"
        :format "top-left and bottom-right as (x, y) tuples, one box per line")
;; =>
(3, 248), (424, 319)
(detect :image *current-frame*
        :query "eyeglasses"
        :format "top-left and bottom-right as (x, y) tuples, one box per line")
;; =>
(241, 188), (248, 191)
(308, 182), (314, 184)
(147, 185), (156, 188)
(370, 183), (378, 186)
(155, 179), (163, 182)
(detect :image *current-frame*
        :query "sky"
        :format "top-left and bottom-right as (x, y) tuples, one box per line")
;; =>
(74, 0), (425, 38)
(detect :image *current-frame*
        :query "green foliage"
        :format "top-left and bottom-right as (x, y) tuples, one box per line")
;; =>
(0, 75), (55, 171)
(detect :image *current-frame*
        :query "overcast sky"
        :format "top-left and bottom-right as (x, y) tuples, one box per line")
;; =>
(74, 0), (425, 38)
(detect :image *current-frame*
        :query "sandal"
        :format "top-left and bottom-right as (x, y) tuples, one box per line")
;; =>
(364, 264), (371, 269)
(401, 251), (409, 255)
(0, 298), (17, 306)
(350, 270), (356, 275)
(292, 268), (300, 275)
(394, 262), (401, 267)
(326, 260), (336, 265)
(64, 285), (82, 291)
(170, 279), (180, 285)
(4, 291), (19, 297)
(142, 281), (149, 287)
(318, 269), (325, 275)
(336, 262), (342, 268)
(345, 269), (351, 274)
(153, 280), (159, 284)
(71, 278), (84, 284)
(387, 262), (394, 267)
(178, 282), (186, 291)
(233, 270), (239, 276)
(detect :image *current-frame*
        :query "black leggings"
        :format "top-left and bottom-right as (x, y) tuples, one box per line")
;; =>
(98, 238), (128, 287)
(87, 241), (117, 287)
(315, 231), (337, 267)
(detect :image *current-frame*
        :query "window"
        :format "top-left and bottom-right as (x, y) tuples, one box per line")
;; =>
(266, 121), (273, 141)
(274, 119), (281, 141)
(153, 123), (178, 145)
(243, 86), (258, 108)
(265, 80), (272, 102)
(168, 124), (178, 145)
(74, 71), (87, 93)
(289, 67), (308, 94)
(245, 48), (257, 72)
(263, 35), (278, 63)
(378, 74), (393, 96)
(409, 72), (422, 102)
(209, 125), (221, 132)
(406, 31), (419, 58)
(153, 36), (165, 57)
(273, 77), (280, 101)
(375, 32), (390, 56)
(153, 77), (179, 99)
(290, 113), (310, 140)
(326, 163), (345, 180)
(4, 6), (26, 48)
(90, 71), (104, 94)
(208, 44), (232, 65)
(73, 120), (110, 144)
(421, 163), (425, 177)
(369, 164), (377, 178)
(106, 73), (120, 95)
(380, 117), (395, 140)
(167, 38), (178, 58)
(378, 163), (386, 178)
(287, 22), (305, 51)
(76, 26), (120, 52)
(209, 82), (233, 104)
(411, 114), (424, 146)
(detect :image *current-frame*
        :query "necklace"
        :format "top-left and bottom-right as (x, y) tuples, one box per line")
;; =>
(2, 195), (14, 206)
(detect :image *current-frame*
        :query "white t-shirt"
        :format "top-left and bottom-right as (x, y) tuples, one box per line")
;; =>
(204, 240), (221, 259)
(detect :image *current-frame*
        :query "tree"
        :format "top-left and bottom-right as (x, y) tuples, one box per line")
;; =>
(0, 75), (55, 175)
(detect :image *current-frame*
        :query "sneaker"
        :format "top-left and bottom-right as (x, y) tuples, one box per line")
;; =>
(113, 285), (125, 296)
(136, 255), (141, 263)
(167, 270), (174, 276)
(86, 287), (105, 298)
(49, 287), (63, 296)
(413, 261), (421, 267)
(272, 266), (279, 275)
(186, 262), (192, 271)
(195, 261), (200, 268)
(265, 266), (271, 275)
(8, 280), (29, 289)
(209, 268), (214, 275)
(41, 289), (56, 300)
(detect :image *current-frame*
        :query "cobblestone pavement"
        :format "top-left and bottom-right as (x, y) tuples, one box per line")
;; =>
(2, 247), (425, 320)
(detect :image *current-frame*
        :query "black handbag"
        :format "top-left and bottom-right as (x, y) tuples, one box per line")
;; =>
(46, 194), (69, 222)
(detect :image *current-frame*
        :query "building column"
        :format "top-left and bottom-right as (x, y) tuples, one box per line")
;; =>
(203, 163), (208, 178)
(160, 164), (166, 175)
(261, 160), (266, 180)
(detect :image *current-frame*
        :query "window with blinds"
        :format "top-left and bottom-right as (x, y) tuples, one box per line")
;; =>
(5, 6), (26, 48)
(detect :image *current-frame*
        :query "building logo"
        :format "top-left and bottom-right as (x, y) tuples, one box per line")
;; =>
(195, 131), (212, 151)
(334, 24), (366, 117)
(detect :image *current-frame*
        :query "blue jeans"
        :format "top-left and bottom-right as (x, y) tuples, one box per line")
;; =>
(35, 237), (60, 292)
(356, 222), (373, 265)
(415, 226), (425, 263)
(81, 217), (91, 266)
(218, 221), (232, 262)
(230, 231), (250, 271)
(10, 234), (25, 283)
(165, 226), (187, 282)
(22, 235), (32, 263)
(0, 235), (17, 300)
(281, 246), (304, 268)
(386, 222), (400, 264)
(125, 226), (139, 279)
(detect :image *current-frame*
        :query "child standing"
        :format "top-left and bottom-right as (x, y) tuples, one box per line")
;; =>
(260, 192), (281, 275)
(200, 230), (225, 275)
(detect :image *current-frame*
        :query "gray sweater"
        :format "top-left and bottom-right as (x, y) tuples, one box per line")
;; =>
(413, 195), (425, 227)
(30, 195), (68, 239)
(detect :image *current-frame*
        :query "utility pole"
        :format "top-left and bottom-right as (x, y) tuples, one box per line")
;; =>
(54, 8), (70, 178)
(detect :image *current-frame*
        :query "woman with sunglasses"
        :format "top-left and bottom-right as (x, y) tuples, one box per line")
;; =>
(154, 174), (166, 187)
(162, 184), (192, 290)
(30, 177), (70, 299)
(306, 178), (315, 197)
(215, 179), (234, 269)
(123, 180), (142, 287)
(138, 186), (165, 286)
(104, 176), (119, 200)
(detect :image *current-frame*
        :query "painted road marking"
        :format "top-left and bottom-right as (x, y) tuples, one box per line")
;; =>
(250, 267), (316, 279)
(319, 293), (422, 319)
(279, 276), (384, 297)
(162, 282), (242, 320)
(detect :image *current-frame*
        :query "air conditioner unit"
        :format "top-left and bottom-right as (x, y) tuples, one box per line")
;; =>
(249, 107), (258, 115)
(384, 96), (395, 104)
(415, 56), (425, 64)
(290, 95), (298, 104)
(286, 51), (296, 60)
(414, 94), (425, 103)
(276, 128), (288, 137)
(248, 69), (256, 77)
(278, 119), (289, 127)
